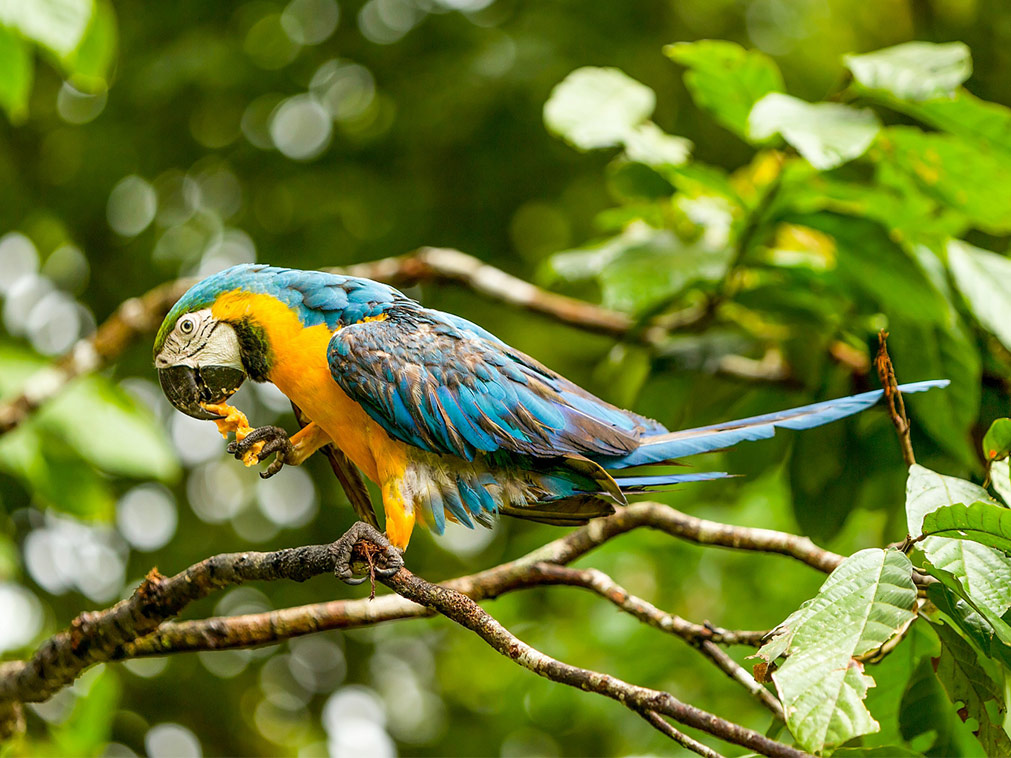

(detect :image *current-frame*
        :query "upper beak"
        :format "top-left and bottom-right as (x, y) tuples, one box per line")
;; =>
(158, 365), (246, 420)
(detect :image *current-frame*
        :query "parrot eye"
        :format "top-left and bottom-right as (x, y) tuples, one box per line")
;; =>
(179, 316), (196, 335)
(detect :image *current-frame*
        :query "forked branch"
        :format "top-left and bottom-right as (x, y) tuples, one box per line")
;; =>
(0, 503), (834, 755)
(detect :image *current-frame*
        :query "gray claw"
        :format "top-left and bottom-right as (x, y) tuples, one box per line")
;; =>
(330, 521), (404, 586)
(226, 425), (294, 478)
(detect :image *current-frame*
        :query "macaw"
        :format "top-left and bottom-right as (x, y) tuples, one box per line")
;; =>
(153, 263), (947, 581)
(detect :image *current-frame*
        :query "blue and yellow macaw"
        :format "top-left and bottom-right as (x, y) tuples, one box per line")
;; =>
(154, 264), (947, 579)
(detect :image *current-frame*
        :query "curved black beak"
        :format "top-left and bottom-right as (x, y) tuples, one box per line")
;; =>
(158, 365), (246, 420)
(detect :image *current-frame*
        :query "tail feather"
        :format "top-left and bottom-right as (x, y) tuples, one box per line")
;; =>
(604, 379), (949, 468)
(613, 471), (734, 492)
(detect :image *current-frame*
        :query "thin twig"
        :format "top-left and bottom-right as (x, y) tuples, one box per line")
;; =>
(528, 564), (783, 719)
(874, 329), (916, 467)
(637, 709), (726, 758)
(382, 567), (809, 758)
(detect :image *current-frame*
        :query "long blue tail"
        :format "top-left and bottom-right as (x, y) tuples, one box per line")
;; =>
(600, 379), (949, 475)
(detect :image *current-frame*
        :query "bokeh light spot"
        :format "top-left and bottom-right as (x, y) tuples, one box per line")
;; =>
(270, 95), (332, 160)
(145, 723), (203, 758)
(282, 0), (340, 45)
(117, 484), (179, 552)
(0, 583), (43, 653)
(107, 176), (157, 237)
(56, 82), (107, 124)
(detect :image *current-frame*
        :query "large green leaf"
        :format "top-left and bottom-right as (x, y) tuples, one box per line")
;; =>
(928, 581), (1011, 668)
(757, 548), (917, 753)
(0, 25), (32, 122)
(932, 623), (1011, 757)
(61, 0), (117, 91)
(869, 88), (1011, 156)
(664, 40), (783, 139)
(545, 224), (731, 314)
(748, 94), (880, 170)
(790, 213), (950, 325)
(921, 502), (1011, 556)
(899, 655), (984, 757)
(0, 426), (115, 518)
(544, 67), (655, 151)
(0, 0), (94, 57)
(879, 128), (1011, 234)
(947, 239), (1011, 352)
(39, 375), (179, 482)
(0, 345), (178, 486)
(906, 466), (1011, 621)
(844, 42), (972, 102)
(861, 622), (936, 748)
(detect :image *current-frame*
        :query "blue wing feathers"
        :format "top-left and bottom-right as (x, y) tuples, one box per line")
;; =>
(327, 307), (655, 461)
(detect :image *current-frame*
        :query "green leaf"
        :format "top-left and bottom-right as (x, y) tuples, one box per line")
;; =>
(932, 623), (1011, 757)
(39, 375), (180, 482)
(887, 90), (1011, 155)
(880, 128), (1011, 234)
(61, 0), (117, 91)
(757, 548), (917, 753)
(0, 427), (115, 518)
(990, 459), (1011, 507)
(790, 213), (950, 325)
(921, 502), (1011, 556)
(0, 0), (94, 58)
(906, 466), (1011, 621)
(984, 419), (1011, 462)
(748, 94), (880, 170)
(664, 40), (783, 139)
(544, 67), (655, 150)
(621, 122), (691, 168)
(927, 581), (1011, 668)
(51, 666), (121, 757)
(926, 565), (1011, 650)
(862, 621), (936, 748)
(545, 223), (732, 314)
(0, 26), (32, 123)
(845, 42), (972, 102)
(899, 655), (983, 757)
(948, 239), (1011, 352)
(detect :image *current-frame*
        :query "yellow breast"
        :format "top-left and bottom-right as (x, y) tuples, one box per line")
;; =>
(210, 291), (408, 484)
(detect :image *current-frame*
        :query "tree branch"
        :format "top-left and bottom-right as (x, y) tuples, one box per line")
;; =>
(527, 564), (783, 719)
(0, 502), (838, 749)
(638, 709), (726, 758)
(382, 567), (808, 758)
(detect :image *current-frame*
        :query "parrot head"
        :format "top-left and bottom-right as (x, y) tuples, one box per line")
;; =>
(153, 305), (247, 420)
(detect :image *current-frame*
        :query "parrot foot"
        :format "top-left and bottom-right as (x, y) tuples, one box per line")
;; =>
(330, 521), (404, 589)
(227, 425), (294, 479)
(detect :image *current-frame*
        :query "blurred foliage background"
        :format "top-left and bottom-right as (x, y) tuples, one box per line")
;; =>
(2, 0), (1011, 756)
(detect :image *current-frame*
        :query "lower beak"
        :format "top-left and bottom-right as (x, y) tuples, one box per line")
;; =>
(158, 365), (246, 420)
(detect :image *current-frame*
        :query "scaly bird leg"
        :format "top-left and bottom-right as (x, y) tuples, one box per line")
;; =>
(330, 521), (404, 586)
(227, 421), (333, 479)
